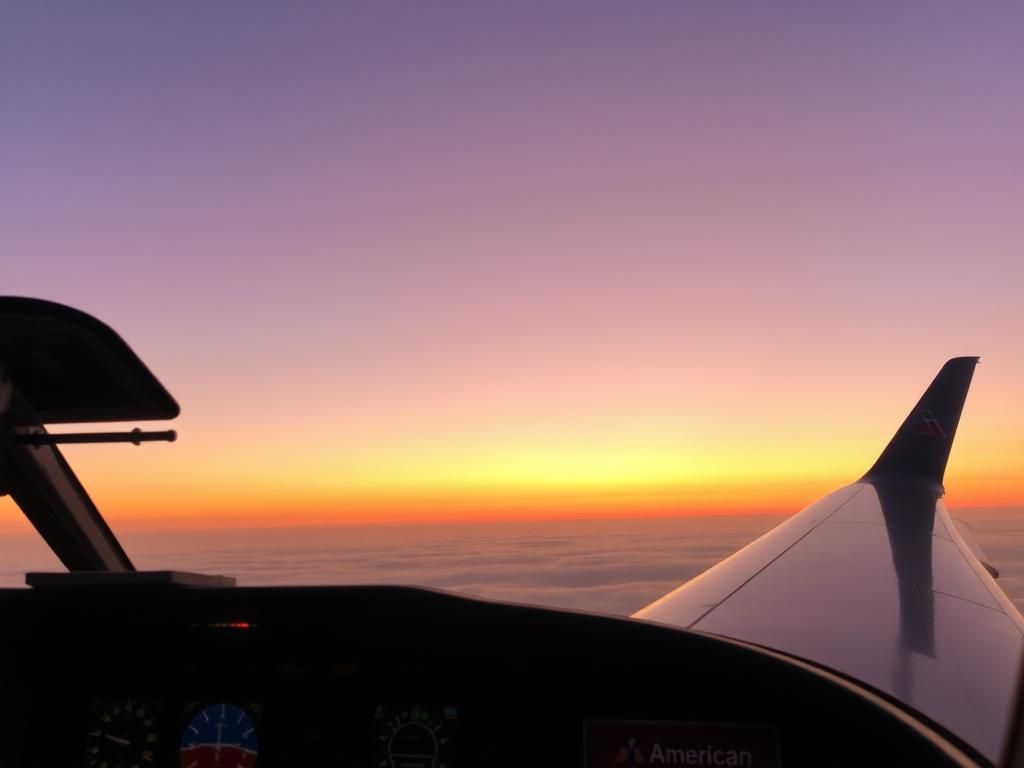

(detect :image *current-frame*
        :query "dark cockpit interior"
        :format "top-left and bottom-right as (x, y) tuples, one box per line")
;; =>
(0, 583), (986, 767)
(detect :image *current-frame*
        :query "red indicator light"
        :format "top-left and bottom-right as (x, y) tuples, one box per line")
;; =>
(209, 621), (253, 629)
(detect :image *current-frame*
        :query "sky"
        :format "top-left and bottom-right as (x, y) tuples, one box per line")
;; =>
(1, 2), (1022, 530)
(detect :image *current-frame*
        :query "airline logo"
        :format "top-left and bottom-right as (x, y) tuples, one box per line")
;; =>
(615, 737), (750, 767)
(615, 736), (647, 765)
(587, 721), (778, 768)
(915, 409), (946, 438)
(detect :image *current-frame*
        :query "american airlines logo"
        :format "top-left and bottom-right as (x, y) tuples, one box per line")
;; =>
(586, 721), (778, 768)
(615, 736), (646, 765)
(915, 409), (946, 438)
(615, 736), (754, 766)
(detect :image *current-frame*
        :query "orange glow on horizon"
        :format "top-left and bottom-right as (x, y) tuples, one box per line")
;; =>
(0, 361), (1017, 533)
(2, 464), (1017, 533)
(29, 397), (1020, 531)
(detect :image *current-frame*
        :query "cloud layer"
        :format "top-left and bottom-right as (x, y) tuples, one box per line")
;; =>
(130, 516), (786, 615)
(2, 514), (1022, 617)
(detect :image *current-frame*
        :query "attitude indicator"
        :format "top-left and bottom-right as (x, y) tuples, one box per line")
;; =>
(180, 703), (258, 768)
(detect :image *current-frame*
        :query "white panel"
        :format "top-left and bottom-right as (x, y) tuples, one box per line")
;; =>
(634, 485), (862, 627)
(930, 537), (1002, 610)
(826, 483), (952, 539)
(933, 593), (1024, 756)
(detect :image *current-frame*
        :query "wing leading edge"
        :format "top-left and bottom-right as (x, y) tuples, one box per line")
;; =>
(635, 358), (1024, 763)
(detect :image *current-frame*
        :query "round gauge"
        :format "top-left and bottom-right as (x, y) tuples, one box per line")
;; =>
(85, 698), (159, 768)
(180, 703), (258, 768)
(376, 706), (451, 768)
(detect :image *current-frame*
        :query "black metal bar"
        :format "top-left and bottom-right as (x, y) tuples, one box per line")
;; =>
(15, 429), (177, 446)
(2, 393), (136, 572)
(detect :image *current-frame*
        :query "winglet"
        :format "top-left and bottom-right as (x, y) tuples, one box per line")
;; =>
(861, 357), (979, 491)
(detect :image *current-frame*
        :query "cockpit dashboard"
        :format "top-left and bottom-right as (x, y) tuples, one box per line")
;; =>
(0, 584), (984, 767)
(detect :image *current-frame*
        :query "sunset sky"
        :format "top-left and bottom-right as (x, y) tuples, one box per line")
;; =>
(2, 3), (1022, 531)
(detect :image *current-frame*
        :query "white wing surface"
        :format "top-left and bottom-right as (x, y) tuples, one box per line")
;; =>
(636, 358), (1024, 762)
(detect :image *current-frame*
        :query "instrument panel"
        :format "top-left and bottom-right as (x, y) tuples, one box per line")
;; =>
(0, 585), (984, 767)
(81, 697), (454, 768)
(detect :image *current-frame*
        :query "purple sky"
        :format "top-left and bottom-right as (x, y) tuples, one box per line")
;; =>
(1, 3), (1022, 525)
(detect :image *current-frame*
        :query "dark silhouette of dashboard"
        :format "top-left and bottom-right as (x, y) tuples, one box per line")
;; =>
(0, 585), (983, 767)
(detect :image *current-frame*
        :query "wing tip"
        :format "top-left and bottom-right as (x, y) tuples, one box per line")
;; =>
(861, 357), (979, 489)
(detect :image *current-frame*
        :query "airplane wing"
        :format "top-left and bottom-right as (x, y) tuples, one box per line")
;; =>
(636, 357), (1024, 762)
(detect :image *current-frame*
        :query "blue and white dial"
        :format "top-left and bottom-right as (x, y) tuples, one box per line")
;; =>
(180, 703), (258, 768)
